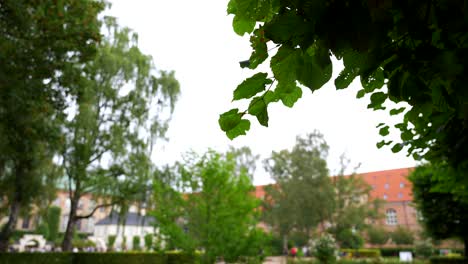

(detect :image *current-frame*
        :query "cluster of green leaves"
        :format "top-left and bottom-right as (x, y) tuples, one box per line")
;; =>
(151, 150), (263, 264)
(0, 0), (105, 251)
(220, 0), (468, 176)
(263, 131), (334, 251)
(390, 226), (414, 245)
(366, 227), (389, 246)
(410, 164), (468, 254)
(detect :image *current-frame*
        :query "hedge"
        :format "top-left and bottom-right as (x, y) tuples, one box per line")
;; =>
(0, 253), (201, 264)
(377, 247), (415, 257)
(430, 256), (468, 264)
(340, 249), (381, 258)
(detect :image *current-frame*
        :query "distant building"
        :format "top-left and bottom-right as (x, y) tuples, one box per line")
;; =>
(254, 167), (421, 233)
(94, 211), (157, 250)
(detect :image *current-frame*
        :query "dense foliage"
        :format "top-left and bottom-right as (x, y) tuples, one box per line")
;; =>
(0, 253), (200, 264)
(220, 0), (468, 203)
(0, 0), (104, 251)
(263, 132), (334, 252)
(152, 150), (262, 264)
(390, 226), (414, 245)
(410, 164), (468, 255)
(312, 233), (337, 264)
(366, 227), (389, 245)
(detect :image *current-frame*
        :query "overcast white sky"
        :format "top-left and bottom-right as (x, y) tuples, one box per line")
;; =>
(108, 0), (417, 185)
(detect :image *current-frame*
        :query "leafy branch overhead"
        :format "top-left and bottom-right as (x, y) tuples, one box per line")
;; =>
(219, 0), (468, 171)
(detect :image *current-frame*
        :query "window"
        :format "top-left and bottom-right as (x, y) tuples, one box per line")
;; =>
(386, 209), (398, 225)
(400, 182), (405, 188)
(398, 192), (403, 199)
(87, 218), (95, 233)
(53, 198), (61, 206)
(384, 183), (390, 189)
(371, 185), (376, 189)
(383, 194), (388, 200)
(78, 200), (83, 209)
(76, 219), (82, 231)
(65, 198), (71, 210)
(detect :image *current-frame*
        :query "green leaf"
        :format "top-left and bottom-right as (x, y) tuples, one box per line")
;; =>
(248, 97), (269, 126)
(335, 67), (358, 90)
(227, 119), (251, 139)
(361, 67), (385, 92)
(219, 109), (251, 139)
(368, 92), (387, 110)
(391, 143), (403, 153)
(233, 72), (272, 100)
(297, 45), (332, 91)
(356, 89), (366, 99)
(263, 11), (308, 44)
(276, 83), (302, 107)
(219, 108), (242, 132)
(233, 15), (256, 36)
(376, 140), (392, 149)
(379, 126), (390, 136)
(248, 28), (268, 69)
(271, 46), (300, 84)
(390, 107), (406, 116)
(376, 123), (386, 128)
(227, 0), (237, 14)
(263, 90), (279, 104)
(401, 130), (413, 141)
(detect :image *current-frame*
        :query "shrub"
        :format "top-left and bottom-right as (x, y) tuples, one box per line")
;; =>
(47, 206), (61, 242)
(336, 229), (364, 249)
(312, 233), (337, 264)
(367, 227), (389, 245)
(36, 223), (49, 239)
(133, 236), (141, 251)
(391, 227), (414, 245)
(0, 253), (201, 264)
(430, 256), (468, 264)
(414, 239), (434, 259)
(144, 234), (153, 251)
(108, 235), (116, 250)
(340, 249), (381, 258)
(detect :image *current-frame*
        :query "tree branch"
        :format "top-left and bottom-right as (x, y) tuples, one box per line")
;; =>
(75, 202), (117, 220)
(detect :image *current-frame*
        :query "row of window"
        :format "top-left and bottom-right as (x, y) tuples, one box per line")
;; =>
(53, 198), (105, 213)
(371, 182), (406, 190)
(382, 192), (404, 200)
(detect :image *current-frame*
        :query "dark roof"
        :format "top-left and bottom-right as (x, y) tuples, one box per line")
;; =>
(96, 212), (155, 226)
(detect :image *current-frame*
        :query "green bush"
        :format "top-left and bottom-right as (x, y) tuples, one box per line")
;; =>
(0, 253), (201, 264)
(390, 227), (414, 245)
(366, 227), (389, 245)
(133, 236), (141, 251)
(336, 229), (364, 249)
(340, 249), (381, 258)
(36, 223), (49, 240)
(144, 234), (153, 251)
(414, 239), (434, 259)
(313, 233), (337, 264)
(47, 206), (61, 242)
(430, 256), (468, 264)
(108, 235), (116, 250)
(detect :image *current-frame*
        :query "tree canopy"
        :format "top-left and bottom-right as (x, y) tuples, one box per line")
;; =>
(219, 0), (468, 176)
(152, 150), (262, 264)
(263, 131), (334, 251)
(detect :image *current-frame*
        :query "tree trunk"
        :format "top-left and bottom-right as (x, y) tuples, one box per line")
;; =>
(0, 193), (21, 252)
(61, 194), (79, 251)
(0, 162), (27, 252)
(282, 234), (289, 256)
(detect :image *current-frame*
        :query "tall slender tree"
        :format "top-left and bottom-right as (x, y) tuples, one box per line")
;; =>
(59, 17), (179, 251)
(263, 131), (335, 253)
(0, 0), (104, 251)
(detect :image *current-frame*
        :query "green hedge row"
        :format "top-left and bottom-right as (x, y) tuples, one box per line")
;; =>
(430, 256), (468, 264)
(340, 249), (381, 258)
(0, 253), (201, 264)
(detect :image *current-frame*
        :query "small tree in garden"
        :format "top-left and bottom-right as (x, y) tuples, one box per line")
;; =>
(108, 235), (116, 251)
(144, 234), (153, 251)
(367, 227), (389, 245)
(47, 206), (61, 243)
(336, 229), (363, 250)
(313, 233), (337, 264)
(132, 236), (141, 251)
(391, 227), (414, 245)
(415, 239), (434, 259)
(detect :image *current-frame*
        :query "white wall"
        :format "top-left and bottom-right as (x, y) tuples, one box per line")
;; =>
(94, 224), (157, 250)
